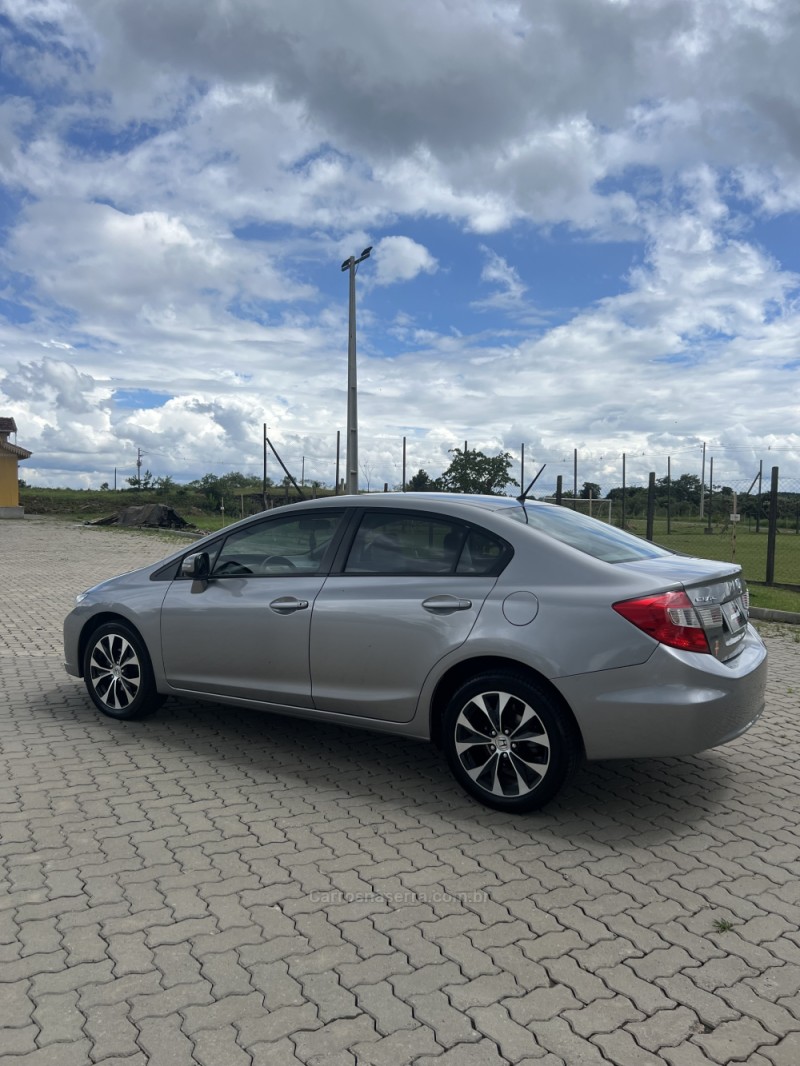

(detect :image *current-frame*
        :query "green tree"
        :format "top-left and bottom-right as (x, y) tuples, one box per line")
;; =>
(125, 469), (154, 490)
(656, 473), (701, 506)
(189, 473), (223, 504)
(436, 448), (517, 496)
(406, 468), (437, 491)
(579, 481), (602, 500)
(606, 484), (648, 517)
(217, 471), (262, 492)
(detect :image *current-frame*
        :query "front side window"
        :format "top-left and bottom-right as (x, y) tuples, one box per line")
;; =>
(344, 512), (510, 576)
(208, 512), (343, 576)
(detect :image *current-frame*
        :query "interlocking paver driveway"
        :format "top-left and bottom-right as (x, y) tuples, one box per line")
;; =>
(1, 516), (799, 1066)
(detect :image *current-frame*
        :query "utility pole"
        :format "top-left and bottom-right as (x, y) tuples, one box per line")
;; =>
(136, 447), (143, 490)
(341, 246), (372, 494)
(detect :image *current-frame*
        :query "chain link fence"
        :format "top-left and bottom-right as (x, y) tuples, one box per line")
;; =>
(549, 468), (799, 590)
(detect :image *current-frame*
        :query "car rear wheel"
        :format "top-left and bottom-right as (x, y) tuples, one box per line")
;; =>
(443, 672), (580, 812)
(83, 621), (165, 720)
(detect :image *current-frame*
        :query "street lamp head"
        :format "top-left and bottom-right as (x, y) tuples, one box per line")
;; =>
(341, 257), (353, 272)
(361, 246), (372, 258)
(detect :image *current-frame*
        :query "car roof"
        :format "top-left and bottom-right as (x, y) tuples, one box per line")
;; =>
(295, 492), (522, 512)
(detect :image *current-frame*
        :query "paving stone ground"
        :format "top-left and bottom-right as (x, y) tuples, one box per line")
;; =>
(1, 515), (799, 1066)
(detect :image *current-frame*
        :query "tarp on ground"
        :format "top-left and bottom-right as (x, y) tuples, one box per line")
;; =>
(88, 504), (190, 528)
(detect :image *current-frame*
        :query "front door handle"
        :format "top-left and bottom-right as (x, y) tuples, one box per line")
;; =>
(422, 595), (473, 612)
(269, 596), (309, 614)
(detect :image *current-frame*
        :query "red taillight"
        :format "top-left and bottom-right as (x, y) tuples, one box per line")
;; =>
(613, 590), (710, 653)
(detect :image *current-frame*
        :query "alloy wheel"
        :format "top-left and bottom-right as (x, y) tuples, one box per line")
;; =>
(454, 689), (551, 799)
(88, 632), (142, 712)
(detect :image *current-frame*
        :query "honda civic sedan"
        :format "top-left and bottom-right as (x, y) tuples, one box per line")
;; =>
(64, 493), (767, 812)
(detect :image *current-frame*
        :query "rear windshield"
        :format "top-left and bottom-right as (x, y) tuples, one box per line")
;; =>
(501, 502), (676, 563)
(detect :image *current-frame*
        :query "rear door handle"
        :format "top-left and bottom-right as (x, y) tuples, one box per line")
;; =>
(422, 595), (473, 612)
(269, 596), (309, 613)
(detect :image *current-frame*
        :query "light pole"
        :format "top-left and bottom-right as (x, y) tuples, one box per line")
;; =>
(341, 246), (372, 494)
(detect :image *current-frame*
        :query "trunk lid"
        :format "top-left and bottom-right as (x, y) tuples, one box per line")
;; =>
(617, 557), (750, 661)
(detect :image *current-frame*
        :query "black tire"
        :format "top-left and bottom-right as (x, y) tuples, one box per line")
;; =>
(83, 621), (165, 721)
(442, 671), (580, 812)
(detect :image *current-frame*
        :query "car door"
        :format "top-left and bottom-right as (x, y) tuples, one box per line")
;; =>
(160, 510), (344, 706)
(309, 509), (510, 723)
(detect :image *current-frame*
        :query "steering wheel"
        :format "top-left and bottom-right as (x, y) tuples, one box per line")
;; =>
(214, 560), (253, 575)
(260, 556), (297, 572)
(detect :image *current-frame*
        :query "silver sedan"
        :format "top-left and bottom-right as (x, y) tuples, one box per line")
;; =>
(64, 493), (767, 812)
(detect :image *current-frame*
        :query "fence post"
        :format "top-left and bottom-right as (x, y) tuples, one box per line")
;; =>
(667, 455), (671, 535)
(646, 472), (656, 541)
(262, 423), (268, 509)
(555, 475), (563, 505)
(621, 453), (626, 529)
(766, 466), (779, 584)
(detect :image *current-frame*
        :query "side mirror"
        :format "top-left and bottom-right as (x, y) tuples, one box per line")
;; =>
(181, 552), (210, 579)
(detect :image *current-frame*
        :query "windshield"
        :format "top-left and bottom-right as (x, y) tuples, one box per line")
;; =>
(501, 502), (676, 563)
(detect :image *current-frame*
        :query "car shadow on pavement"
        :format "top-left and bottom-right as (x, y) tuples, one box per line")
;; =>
(43, 680), (743, 843)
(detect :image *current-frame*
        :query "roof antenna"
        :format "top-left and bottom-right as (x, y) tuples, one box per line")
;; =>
(516, 463), (546, 505)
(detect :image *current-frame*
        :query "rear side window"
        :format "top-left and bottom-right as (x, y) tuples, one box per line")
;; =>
(457, 528), (508, 574)
(344, 512), (510, 576)
(504, 503), (675, 563)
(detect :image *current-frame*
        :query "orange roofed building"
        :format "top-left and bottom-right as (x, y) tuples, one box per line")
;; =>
(0, 417), (33, 519)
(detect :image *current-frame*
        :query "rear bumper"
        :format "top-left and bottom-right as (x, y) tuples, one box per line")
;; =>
(556, 626), (768, 760)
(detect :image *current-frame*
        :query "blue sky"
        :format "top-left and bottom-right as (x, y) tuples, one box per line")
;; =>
(1, 0), (799, 495)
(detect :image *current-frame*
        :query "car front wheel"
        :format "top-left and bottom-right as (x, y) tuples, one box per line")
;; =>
(443, 672), (580, 812)
(83, 621), (165, 720)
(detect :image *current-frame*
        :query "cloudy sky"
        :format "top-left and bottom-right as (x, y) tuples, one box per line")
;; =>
(1, 0), (799, 496)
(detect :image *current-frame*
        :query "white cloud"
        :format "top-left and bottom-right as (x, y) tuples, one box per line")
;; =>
(472, 247), (527, 311)
(2, 0), (797, 235)
(2, 357), (102, 415)
(372, 237), (437, 286)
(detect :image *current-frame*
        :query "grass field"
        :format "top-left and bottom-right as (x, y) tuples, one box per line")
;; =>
(624, 517), (799, 587)
(749, 585), (800, 613)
